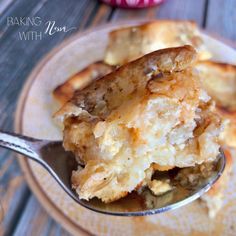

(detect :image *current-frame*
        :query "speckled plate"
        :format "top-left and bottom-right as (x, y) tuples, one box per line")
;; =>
(15, 20), (236, 236)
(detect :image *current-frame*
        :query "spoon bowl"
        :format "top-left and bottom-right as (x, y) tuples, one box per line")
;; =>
(0, 131), (225, 216)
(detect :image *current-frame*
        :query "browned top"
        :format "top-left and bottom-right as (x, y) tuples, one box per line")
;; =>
(55, 45), (197, 119)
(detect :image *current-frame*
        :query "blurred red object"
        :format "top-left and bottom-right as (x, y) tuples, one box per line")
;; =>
(101, 0), (164, 8)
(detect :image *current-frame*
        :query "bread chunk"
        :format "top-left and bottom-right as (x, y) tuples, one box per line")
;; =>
(104, 20), (211, 65)
(53, 62), (113, 105)
(55, 46), (223, 203)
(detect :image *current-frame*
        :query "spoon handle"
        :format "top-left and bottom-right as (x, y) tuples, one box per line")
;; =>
(0, 130), (42, 161)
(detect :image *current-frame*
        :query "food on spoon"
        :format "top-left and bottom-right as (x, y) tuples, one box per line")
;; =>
(52, 21), (233, 217)
(55, 45), (224, 203)
(104, 20), (211, 66)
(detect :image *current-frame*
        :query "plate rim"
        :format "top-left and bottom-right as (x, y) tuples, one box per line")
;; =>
(14, 19), (236, 236)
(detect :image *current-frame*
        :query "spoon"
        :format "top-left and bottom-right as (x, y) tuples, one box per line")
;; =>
(0, 130), (225, 216)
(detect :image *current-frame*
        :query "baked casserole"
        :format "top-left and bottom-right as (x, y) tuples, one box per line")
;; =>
(55, 45), (224, 203)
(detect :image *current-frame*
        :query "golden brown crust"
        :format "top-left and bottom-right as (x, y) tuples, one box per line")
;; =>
(55, 45), (197, 119)
(53, 61), (113, 105)
(104, 20), (210, 65)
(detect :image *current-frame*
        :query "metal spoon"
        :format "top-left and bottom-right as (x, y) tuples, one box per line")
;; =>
(0, 130), (225, 216)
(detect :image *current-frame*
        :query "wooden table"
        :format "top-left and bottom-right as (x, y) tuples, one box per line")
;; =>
(0, 0), (235, 235)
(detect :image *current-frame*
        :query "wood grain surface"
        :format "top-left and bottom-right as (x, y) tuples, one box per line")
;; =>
(0, 0), (235, 235)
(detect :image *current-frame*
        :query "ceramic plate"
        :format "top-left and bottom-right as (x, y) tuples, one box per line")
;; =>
(15, 20), (236, 236)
